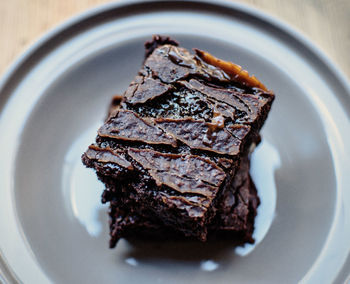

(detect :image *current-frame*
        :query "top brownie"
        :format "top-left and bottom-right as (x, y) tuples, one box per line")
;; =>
(82, 36), (274, 241)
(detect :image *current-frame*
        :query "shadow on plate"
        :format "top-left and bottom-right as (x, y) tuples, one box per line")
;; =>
(121, 238), (240, 264)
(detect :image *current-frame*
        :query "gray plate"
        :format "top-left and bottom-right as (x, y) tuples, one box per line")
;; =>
(0, 1), (350, 283)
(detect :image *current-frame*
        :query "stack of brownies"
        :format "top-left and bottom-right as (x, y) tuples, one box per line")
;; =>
(82, 36), (274, 248)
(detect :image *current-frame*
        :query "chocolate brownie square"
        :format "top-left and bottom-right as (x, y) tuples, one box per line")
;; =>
(82, 35), (273, 245)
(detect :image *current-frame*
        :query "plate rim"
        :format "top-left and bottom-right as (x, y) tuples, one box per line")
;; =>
(0, 0), (349, 283)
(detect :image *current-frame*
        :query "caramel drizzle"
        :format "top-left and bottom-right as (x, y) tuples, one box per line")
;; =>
(194, 49), (268, 92)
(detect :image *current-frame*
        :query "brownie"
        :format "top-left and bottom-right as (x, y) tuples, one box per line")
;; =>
(82, 35), (274, 245)
(107, 157), (260, 248)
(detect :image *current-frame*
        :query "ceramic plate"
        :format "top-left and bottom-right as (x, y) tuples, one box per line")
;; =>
(0, 1), (350, 283)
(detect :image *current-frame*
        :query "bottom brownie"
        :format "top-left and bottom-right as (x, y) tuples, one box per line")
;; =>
(107, 157), (259, 248)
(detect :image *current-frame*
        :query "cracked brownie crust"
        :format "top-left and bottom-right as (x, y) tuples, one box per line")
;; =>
(82, 35), (274, 246)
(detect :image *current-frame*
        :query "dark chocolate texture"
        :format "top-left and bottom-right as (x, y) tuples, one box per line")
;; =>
(82, 35), (274, 246)
(107, 157), (259, 247)
(98, 110), (177, 147)
(155, 118), (250, 156)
